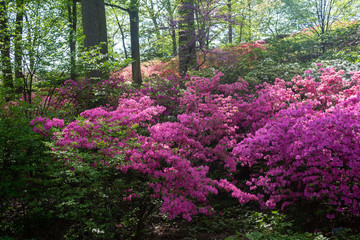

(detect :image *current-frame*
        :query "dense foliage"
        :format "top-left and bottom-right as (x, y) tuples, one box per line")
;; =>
(1, 17), (360, 239)
(22, 65), (360, 239)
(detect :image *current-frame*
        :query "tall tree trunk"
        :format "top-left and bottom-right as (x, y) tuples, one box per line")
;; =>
(119, 23), (128, 59)
(178, 0), (196, 76)
(171, 25), (177, 56)
(228, 0), (232, 43)
(194, 4), (204, 49)
(104, 2), (142, 86)
(24, 12), (34, 104)
(165, 0), (177, 56)
(0, 0), (14, 92)
(129, 0), (142, 86)
(68, 0), (77, 80)
(247, 1), (252, 42)
(14, 0), (24, 91)
(81, 0), (108, 80)
(238, 15), (245, 43)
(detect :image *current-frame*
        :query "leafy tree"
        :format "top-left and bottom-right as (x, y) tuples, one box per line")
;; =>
(256, 0), (294, 38)
(68, 0), (78, 80)
(282, 0), (355, 52)
(0, 0), (14, 95)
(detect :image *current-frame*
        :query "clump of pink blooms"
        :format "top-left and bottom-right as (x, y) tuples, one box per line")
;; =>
(31, 65), (360, 220)
(30, 116), (64, 136)
(234, 67), (360, 217)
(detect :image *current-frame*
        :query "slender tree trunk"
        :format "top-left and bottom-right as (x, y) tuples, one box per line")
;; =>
(165, 0), (177, 56)
(129, 3), (142, 87)
(14, 0), (24, 91)
(238, 15), (245, 43)
(0, 0), (14, 92)
(119, 23), (128, 59)
(171, 26), (177, 56)
(104, 2), (141, 86)
(68, 0), (77, 80)
(81, 0), (108, 80)
(178, 0), (196, 76)
(25, 11), (35, 73)
(247, 1), (252, 42)
(115, 14), (128, 59)
(24, 12), (34, 104)
(228, 0), (232, 43)
(194, 4), (203, 49)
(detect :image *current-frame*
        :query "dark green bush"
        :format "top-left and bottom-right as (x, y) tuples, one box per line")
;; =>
(0, 100), (56, 238)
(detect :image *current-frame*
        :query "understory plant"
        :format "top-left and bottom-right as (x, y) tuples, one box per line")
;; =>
(28, 65), (360, 238)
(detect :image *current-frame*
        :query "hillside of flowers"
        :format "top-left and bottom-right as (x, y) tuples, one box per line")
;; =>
(25, 65), (360, 238)
(1, 22), (360, 240)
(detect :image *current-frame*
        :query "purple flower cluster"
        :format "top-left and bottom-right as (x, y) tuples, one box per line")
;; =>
(30, 116), (64, 136)
(31, 67), (360, 220)
(233, 69), (360, 217)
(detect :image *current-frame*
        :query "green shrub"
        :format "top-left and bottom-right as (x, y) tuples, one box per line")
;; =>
(0, 100), (55, 238)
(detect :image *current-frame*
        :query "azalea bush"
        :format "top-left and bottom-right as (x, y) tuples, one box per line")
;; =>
(234, 67), (360, 220)
(209, 43), (267, 84)
(30, 73), (260, 237)
(28, 65), (360, 238)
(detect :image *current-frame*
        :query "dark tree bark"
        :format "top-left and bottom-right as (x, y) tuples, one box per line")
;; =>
(68, 0), (77, 80)
(81, 0), (108, 80)
(247, 2), (252, 42)
(14, 0), (24, 88)
(0, 0), (14, 91)
(171, 24), (177, 56)
(238, 14), (245, 43)
(105, 1), (142, 86)
(228, 0), (232, 43)
(129, 0), (142, 86)
(178, 0), (196, 76)
(164, 0), (177, 56)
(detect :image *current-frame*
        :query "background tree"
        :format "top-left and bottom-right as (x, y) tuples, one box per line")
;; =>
(164, 0), (178, 56)
(282, 0), (355, 52)
(0, 0), (14, 94)
(128, 0), (142, 86)
(178, 0), (197, 76)
(106, 0), (142, 86)
(81, 0), (109, 79)
(68, 0), (78, 80)
(14, 0), (25, 91)
(227, 0), (233, 43)
(257, 0), (293, 38)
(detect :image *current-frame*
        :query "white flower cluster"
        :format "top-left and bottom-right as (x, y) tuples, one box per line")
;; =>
(92, 228), (105, 234)
(310, 59), (360, 80)
(246, 58), (304, 82)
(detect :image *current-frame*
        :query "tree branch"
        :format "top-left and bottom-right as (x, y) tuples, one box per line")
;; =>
(105, 3), (129, 12)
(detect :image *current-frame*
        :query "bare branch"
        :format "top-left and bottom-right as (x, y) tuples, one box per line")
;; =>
(104, 2), (129, 12)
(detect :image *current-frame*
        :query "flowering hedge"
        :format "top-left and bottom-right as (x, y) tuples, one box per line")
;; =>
(32, 66), (360, 221)
(234, 67), (360, 217)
